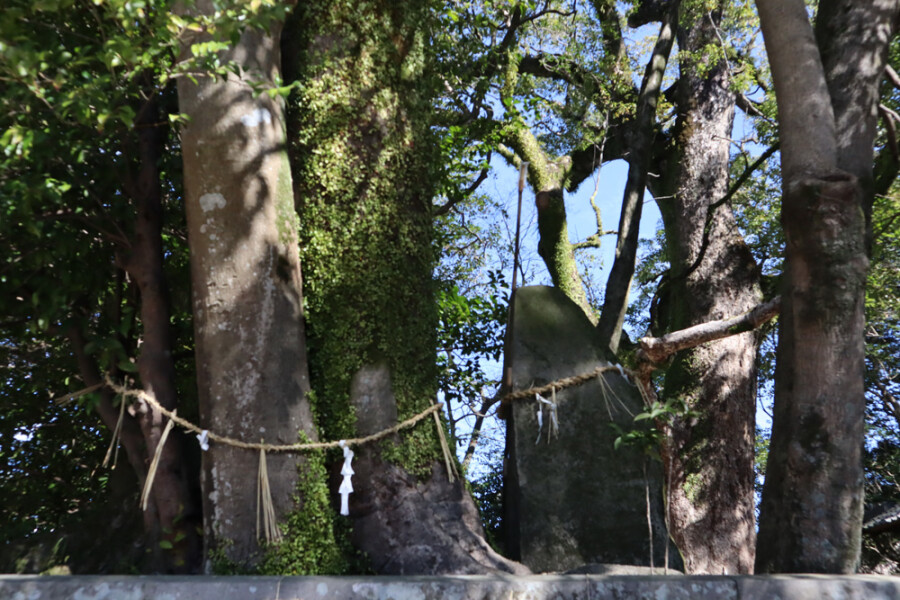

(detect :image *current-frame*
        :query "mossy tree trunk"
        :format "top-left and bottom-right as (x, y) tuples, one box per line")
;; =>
(283, 0), (528, 575)
(754, 0), (898, 573)
(648, 4), (762, 574)
(176, 4), (318, 570)
(483, 2), (636, 325)
(499, 123), (595, 321)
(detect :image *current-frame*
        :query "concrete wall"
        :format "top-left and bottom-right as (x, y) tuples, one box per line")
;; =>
(3, 574), (900, 600)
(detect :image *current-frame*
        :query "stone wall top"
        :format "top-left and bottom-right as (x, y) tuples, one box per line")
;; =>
(3, 574), (900, 600)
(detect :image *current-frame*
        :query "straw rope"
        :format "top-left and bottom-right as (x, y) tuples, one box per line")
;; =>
(257, 443), (282, 544)
(59, 364), (641, 518)
(102, 376), (442, 452)
(56, 364), (640, 454)
(498, 364), (640, 405)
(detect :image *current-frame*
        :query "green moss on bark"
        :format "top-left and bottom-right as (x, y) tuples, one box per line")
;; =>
(275, 152), (300, 246)
(285, 0), (441, 474)
(258, 447), (355, 575)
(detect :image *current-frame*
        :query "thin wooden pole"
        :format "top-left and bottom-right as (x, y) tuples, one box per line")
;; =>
(503, 162), (529, 392)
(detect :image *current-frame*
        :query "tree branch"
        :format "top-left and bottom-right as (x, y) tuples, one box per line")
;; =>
(886, 64), (900, 90)
(596, 0), (680, 353)
(757, 0), (837, 180)
(566, 122), (629, 189)
(627, 0), (670, 26)
(432, 164), (491, 217)
(874, 141), (900, 198)
(520, 3), (576, 25)
(462, 389), (500, 470)
(879, 103), (900, 164)
(638, 296), (781, 365)
(518, 53), (598, 89)
(590, 0), (626, 65)
(735, 92), (769, 120)
(573, 126), (618, 250)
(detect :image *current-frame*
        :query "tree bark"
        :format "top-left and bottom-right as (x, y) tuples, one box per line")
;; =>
(648, 4), (763, 574)
(754, 0), (898, 573)
(341, 366), (529, 574)
(119, 92), (203, 573)
(756, 175), (868, 573)
(815, 0), (898, 220)
(176, 4), (317, 569)
(284, 0), (527, 574)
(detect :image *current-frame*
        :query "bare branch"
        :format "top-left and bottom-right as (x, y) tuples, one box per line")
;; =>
(885, 64), (900, 90)
(879, 103), (900, 164)
(572, 118), (616, 251)
(735, 93), (769, 120)
(638, 296), (781, 365)
(521, 5), (576, 25)
(462, 389), (501, 470)
(433, 164), (491, 217)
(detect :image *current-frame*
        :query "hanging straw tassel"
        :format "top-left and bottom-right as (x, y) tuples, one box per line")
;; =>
(102, 395), (127, 469)
(432, 401), (459, 482)
(596, 367), (635, 419)
(141, 411), (176, 511)
(257, 443), (282, 544)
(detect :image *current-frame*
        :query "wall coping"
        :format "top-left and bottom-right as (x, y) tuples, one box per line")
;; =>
(3, 573), (900, 600)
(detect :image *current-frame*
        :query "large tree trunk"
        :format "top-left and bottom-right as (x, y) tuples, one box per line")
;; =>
(284, 0), (527, 575)
(754, 0), (897, 573)
(648, 5), (762, 574)
(176, 5), (317, 569)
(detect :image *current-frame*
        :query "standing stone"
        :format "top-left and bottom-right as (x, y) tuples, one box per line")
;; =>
(504, 286), (681, 572)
